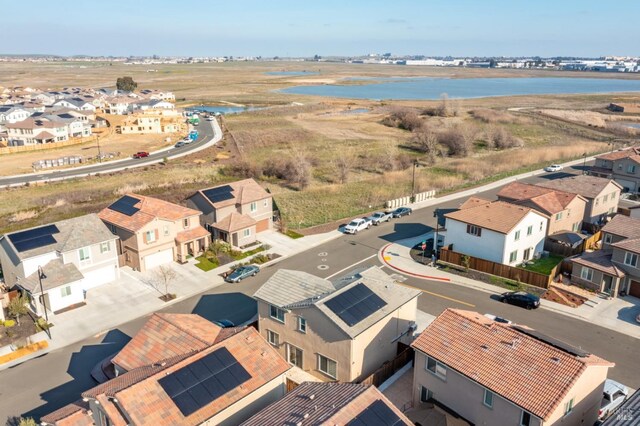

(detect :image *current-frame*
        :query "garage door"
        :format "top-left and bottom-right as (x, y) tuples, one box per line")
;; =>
(82, 265), (118, 291)
(629, 280), (640, 298)
(144, 248), (174, 271)
(617, 179), (637, 193)
(255, 218), (270, 233)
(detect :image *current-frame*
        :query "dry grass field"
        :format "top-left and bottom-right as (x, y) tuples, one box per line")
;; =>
(0, 61), (637, 233)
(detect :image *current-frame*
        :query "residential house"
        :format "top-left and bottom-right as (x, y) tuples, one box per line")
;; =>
(5, 118), (69, 146)
(98, 194), (210, 272)
(536, 175), (622, 225)
(253, 266), (420, 383)
(40, 317), (292, 426)
(570, 214), (640, 297)
(497, 182), (587, 235)
(590, 147), (640, 193)
(116, 111), (180, 134)
(136, 99), (176, 111)
(187, 179), (273, 248)
(103, 96), (139, 114)
(241, 382), (413, 426)
(0, 214), (120, 315)
(139, 89), (176, 101)
(412, 309), (614, 426)
(443, 200), (548, 265)
(0, 106), (31, 125)
(600, 388), (640, 426)
(53, 97), (96, 112)
(33, 92), (57, 105)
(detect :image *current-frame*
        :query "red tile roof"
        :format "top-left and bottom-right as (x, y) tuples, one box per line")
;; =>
(175, 225), (210, 243)
(596, 146), (640, 161)
(40, 400), (92, 426)
(445, 201), (546, 234)
(412, 309), (613, 421)
(459, 196), (492, 210)
(497, 182), (582, 215)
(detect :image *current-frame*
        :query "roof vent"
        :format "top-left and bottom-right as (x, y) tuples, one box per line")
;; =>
(308, 394), (315, 400)
(551, 356), (561, 364)
(480, 344), (489, 351)
(304, 413), (310, 419)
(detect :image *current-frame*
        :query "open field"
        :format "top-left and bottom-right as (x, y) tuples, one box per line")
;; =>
(0, 61), (637, 232)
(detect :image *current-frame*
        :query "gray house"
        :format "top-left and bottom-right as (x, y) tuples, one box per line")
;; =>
(590, 146), (640, 193)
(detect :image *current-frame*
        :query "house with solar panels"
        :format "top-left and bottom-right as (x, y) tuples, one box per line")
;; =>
(0, 214), (120, 315)
(253, 266), (420, 383)
(187, 179), (273, 249)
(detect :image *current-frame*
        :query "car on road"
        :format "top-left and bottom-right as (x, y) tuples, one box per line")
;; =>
(369, 211), (392, 225)
(484, 313), (513, 324)
(206, 116), (215, 121)
(344, 218), (372, 234)
(544, 164), (563, 172)
(598, 379), (628, 420)
(174, 141), (186, 148)
(225, 265), (260, 283)
(132, 151), (149, 159)
(499, 291), (540, 310)
(213, 319), (235, 328)
(391, 207), (412, 218)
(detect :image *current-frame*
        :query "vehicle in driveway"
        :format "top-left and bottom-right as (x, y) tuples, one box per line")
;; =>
(499, 291), (540, 310)
(225, 265), (260, 283)
(132, 151), (149, 159)
(344, 218), (372, 234)
(213, 319), (235, 328)
(598, 379), (628, 420)
(391, 207), (412, 218)
(544, 164), (563, 172)
(369, 211), (392, 225)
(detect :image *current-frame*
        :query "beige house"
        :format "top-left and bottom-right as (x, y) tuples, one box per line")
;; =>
(187, 179), (273, 248)
(116, 109), (180, 134)
(412, 309), (614, 426)
(99, 194), (210, 272)
(5, 117), (69, 145)
(253, 266), (420, 383)
(590, 146), (640, 193)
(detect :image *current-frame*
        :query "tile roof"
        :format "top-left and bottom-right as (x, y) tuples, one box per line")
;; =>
(601, 388), (640, 426)
(241, 382), (412, 426)
(459, 196), (492, 210)
(212, 211), (256, 233)
(412, 309), (613, 421)
(98, 194), (202, 232)
(40, 399), (92, 426)
(111, 313), (222, 372)
(175, 225), (210, 243)
(535, 175), (622, 199)
(571, 250), (625, 277)
(195, 178), (270, 209)
(20, 258), (84, 293)
(445, 201), (546, 234)
(5, 117), (66, 129)
(497, 182), (581, 215)
(602, 214), (640, 239)
(596, 146), (640, 161)
(611, 237), (640, 255)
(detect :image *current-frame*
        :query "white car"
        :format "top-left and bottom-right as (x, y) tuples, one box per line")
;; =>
(544, 164), (563, 172)
(344, 218), (371, 234)
(598, 379), (628, 420)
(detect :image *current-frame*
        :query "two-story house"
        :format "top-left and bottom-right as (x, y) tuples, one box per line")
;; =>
(116, 111), (179, 134)
(571, 214), (640, 297)
(590, 146), (640, 193)
(444, 200), (549, 265)
(0, 214), (120, 315)
(535, 175), (622, 225)
(412, 309), (614, 426)
(5, 118), (69, 145)
(99, 194), (210, 272)
(253, 266), (420, 383)
(187, 179), (273, 249)
(40, 315), (292, 426)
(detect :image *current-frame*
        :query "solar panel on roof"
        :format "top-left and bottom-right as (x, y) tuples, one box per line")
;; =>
(13, 235), (57, 253)
(325, 283), (387, 327)
(8, 225), (59, 253)
(510, 325), (590, 357)
(347, 400), (404, 426)
(202, 185), (235, 204)
(108, 195), (140, 216)
(158, 347), (251, 417)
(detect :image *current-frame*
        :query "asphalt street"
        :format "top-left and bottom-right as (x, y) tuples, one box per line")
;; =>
(2, 162), (639, 423)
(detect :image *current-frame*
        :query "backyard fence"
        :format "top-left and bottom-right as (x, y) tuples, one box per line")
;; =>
(0, 137), (97, 155)
(544, 231), (602, 257)
(358, 347), (414, 387)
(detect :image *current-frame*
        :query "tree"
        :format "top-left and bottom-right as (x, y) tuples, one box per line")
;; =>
(153, 266), (177, 299)
(7, 295), (29, 326)
(411, 127), (441, 162)
(116, 76), (137, 92)
(332, 152), (356, 184)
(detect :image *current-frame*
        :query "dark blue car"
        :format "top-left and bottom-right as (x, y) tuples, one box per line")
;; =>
(225, 265), (260, 283)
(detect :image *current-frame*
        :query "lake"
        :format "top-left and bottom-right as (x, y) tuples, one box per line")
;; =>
(279, 77), (640, 100)
(265, 71), (320, 76)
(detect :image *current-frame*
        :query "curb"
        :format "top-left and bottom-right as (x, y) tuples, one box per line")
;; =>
(380, 243), (451, 282)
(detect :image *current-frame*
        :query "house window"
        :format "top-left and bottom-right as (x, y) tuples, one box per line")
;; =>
(243, 228), (251, 238)
(604, 233), (612, 244)
(564, 398), (574, 415)
(603, 194), (609, 203)
(624, 252), (638, 267)
(266, 330), (279, 346)
(163, 225), (170, 236)
(595, 197), (600, 206)
(539, 222), (544, 231)
(483, 389), (493, 408)
(514, 230), (521, 241)
(520, 411), (532, 426)
(288, 344), (303, 368)
(318, 354), (337, 379)
(109, 224), (117, 234)
(466, 224), (482, 237)
(420, 386), (433, 402)
(100, 242), (110, 253)
(297, 317), (307, 333)
(264, 199), (269, 208)
(270, 305), (285, 323)
(610, 192), (616, 200)
(555, 212), (563, 221)
(183, 218), (189, 228)
(79, 247), (91, 262)
(250, 202), (257, 212)
(580, 267), (594, 282)
(627, 165), (637, 174)
(527, 225), (533, 236)
(145, 230), (156, 243)
(60, 286), (72, 297)
(509, 250), (518, 263)
(426, 356), (447, 380)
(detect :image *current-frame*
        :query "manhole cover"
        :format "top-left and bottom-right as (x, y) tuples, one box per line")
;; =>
(317, 264), (330, 270)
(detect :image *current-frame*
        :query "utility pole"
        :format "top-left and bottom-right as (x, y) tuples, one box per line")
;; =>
(97, 135), (102, 163)
(411, 159), (419, 198)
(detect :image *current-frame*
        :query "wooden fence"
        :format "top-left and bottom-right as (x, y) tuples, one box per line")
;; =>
(438, 248), (557, 289)
(544, 231), (602, 257)
(358, 347), (414, 387)
(0, 136), (97, 155)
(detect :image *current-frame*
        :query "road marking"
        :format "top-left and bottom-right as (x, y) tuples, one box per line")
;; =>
(397, 282), (476, 307)
(325, 254), (378, 279)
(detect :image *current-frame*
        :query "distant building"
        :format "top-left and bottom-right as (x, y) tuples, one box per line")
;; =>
(5, 118), (69, 145)
(590, 147), (640, 193)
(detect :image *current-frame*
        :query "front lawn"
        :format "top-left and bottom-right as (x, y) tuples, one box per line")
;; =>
(195, 256), (219, 272)
(518, 254), (564, 275)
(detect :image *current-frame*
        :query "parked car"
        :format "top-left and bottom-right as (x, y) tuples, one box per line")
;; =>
(484, 313), (513, 324)
(369, 211), (392, 225)
(391, 207), (412, 218)
(499, 291), (540, 310)
(132, 151), (149, 159)
(344, 218), (372, 234)
(206, 116), (215, 121)
(225, 265), (260, 283)
(544, 164), (563, 172)
(598, 379), (629, 420)
(174, 141), (186, 148)
(213, 319), (235, 328)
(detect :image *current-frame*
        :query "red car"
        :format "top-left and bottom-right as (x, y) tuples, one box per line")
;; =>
(132, 151), (149, 159)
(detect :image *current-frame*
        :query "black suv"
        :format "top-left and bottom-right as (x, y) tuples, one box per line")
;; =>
(499, 291), (540, 310)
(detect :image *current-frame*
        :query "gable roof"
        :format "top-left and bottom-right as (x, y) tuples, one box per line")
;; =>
(611, 237), (640, 255)
(601, 214), (640, 239)
(596, 146), (640, 161)
(571, 250), (626, 277)
(445, 201), (546, 234)
(40, 399), (92, 426)
(412, 309), (613, 421)
(459, 196), (492, 210)
(497, 182), (583, 215)
(253, 269), (338, 308)
(20, 258), (84, 294)
(241, 382), (412, 426)
(535, 175), (622, 199)
(98, 194), (202, 232)
(212, 211), (256, 233)
(193, 178), (270, 209)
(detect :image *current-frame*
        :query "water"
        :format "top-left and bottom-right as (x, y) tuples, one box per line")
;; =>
(279, 77), (640, 100)
(265, 71), (320, 76)
(620, 122), (640, 129)
(187, 105), (263, 115)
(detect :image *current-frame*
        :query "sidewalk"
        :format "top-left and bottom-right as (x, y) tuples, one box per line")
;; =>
(380, 232), (640, 340)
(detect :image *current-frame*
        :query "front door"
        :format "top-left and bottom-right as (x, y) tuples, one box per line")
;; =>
(288, 344), (303, 368)
(602, 275), (613, 295)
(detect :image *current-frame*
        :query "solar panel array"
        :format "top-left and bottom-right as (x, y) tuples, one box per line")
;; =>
(108, 195), (140, 216)
(8, 224), (60, 253)
(346, 400), (404, 426)
(325, 283), (387, 327)
(202, 185), (234, 204)
(158, 347), (251, 417)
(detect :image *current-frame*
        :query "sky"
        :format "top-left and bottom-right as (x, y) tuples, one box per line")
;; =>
(3, 0), (639, 57)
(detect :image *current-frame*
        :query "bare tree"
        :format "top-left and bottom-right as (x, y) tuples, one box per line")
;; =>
(436, 93), (450, 117)
(332, 152), (356, 184)
(411, 127), (441, 161)
(143, 266), (178, 300)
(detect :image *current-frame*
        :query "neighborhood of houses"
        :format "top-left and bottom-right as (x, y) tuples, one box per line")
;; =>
(0, 143), (639, 424)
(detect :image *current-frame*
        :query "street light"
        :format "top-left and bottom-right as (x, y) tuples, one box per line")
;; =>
(582, 152), (587, 175)
(96, 135), (102, 163)
(37, 266), (51, 339)
(411, 159), (420, 198)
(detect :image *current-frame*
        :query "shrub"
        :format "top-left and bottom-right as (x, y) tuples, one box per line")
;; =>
(3, 319), (16, 327)
(381, 107), (423, 131)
